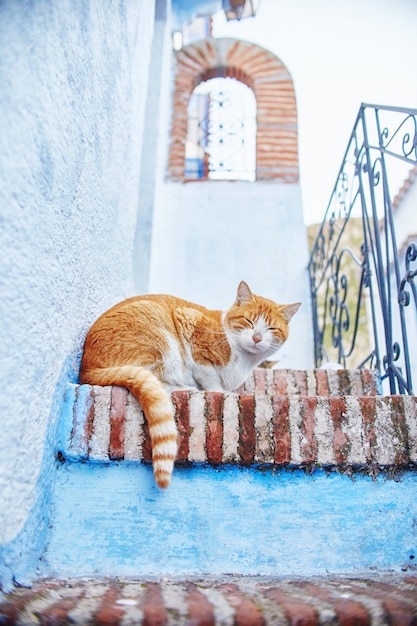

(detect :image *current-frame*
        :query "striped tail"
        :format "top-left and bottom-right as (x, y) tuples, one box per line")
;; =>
(79, 366), (178, 488)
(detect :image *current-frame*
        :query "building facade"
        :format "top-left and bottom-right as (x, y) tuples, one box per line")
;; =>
(0, 0), (312, 587)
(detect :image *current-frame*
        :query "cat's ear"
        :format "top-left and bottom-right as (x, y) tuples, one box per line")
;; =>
(234, 281), (254, 306)
(280, 302), (301, 322)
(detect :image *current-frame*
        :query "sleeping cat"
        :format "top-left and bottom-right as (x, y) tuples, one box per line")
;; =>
(80, 281), (300, 489)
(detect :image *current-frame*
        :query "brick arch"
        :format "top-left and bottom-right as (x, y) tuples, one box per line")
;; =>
(168, 38), (299, 183)
(196, 66), (254, 90)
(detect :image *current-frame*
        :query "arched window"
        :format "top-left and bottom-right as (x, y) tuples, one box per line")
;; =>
(185, 77), (256, 181)
(168, 38), (299, 183)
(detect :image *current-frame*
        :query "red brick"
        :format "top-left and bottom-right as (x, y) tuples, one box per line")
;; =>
(142, 583), (168, 626)
(172, 390), (190, 461)
(254, 368), (267, 394)
(272, 396), (291, 464)
(291, 581), (370, 626)
(37, 594), (85, 624)
(238, 396), (256, 464)
(93, 586), (124, 625)
(0, 586), (42, 621)
(361, 369), (378, 395)
(141, 416), (153, 462)
(0, 600), (18, 625)
(185, 583), (215, 625)
(343, 581), (417, 626)
(329, 396), (350, 463)
(360, 578), (417, 607)
(109, 386), (127, 460)
(315, 370), (330, 396)
(401, 576), (417, 584)
(336, 370), (352, 396)
(359, 397), (377, 463)
(273, 369), (288, 395)
(294, 370), (308, 396)
(264, 588), (318, 626)
(199, 66), (254, 90)
(205, 392), (224, 465)
(219, 584), (264, 626)
(334, 599), (370, 626)
(390, 396), (410, 464)
(227, 44), (262, 70)
(299, 397), (318, 463)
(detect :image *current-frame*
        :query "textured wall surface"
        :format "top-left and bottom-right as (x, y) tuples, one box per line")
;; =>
(0, 0), (155, 584)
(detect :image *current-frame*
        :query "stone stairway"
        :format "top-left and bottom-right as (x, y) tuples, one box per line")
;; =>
(2, 368), (417, 625)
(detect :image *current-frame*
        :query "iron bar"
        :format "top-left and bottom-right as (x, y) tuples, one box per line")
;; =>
(308, 104), (417, 395)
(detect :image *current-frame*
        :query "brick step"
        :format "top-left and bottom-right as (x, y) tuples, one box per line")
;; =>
(2, 575), (417, 625)
(241, 367), (380, 396)
(60, 382), (417, 471)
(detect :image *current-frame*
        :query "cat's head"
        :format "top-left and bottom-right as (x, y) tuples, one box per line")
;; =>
(224, 281), (301, 359)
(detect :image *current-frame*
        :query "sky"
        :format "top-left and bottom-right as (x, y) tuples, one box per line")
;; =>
(211, 0), (417, 224)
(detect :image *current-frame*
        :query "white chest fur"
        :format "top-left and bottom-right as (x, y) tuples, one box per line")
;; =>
(160, 314), (279, 392)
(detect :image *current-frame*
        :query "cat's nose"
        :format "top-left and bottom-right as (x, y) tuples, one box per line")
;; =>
(253, 331), (262, 344)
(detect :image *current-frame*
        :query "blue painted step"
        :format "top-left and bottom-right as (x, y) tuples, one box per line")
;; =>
(43, 463), (417, 579)
(39, 368), (417, 581)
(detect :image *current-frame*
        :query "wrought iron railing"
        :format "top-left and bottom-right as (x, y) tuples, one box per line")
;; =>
(308, 103), (417, 395)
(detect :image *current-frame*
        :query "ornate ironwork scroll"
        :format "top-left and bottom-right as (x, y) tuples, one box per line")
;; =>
(309, 104), (417, 394)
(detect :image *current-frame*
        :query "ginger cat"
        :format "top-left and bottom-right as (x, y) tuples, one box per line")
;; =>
(80, 281), (300, 489)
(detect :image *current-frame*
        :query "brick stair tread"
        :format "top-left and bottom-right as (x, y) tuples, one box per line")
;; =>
(2, 574), (417, 625)
(240, 367), (380, 396)
(61, 382), (417, 470)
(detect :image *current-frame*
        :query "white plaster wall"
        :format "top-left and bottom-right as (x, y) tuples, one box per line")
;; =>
(0, 0), (155, 554)
(150, 181), (313, 369)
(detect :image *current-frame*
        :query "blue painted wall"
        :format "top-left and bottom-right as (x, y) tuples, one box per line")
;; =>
(0, 0), (157, 588)
(43, 464), (417, 579)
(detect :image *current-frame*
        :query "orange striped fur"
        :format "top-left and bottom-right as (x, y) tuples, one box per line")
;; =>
(80, 282), (300, 488)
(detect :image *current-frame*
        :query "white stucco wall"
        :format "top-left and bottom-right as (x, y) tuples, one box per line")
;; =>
(150, 181), (313, 369)
(0, 0), (156, 577)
